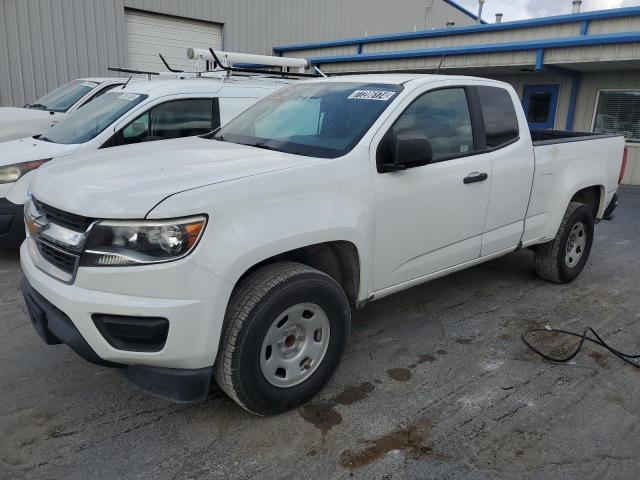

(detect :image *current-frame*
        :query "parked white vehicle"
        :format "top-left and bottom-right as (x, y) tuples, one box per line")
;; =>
(0, 75), (293, 247)
(0, 78), (127, 142)
(21, 75), (626, 414)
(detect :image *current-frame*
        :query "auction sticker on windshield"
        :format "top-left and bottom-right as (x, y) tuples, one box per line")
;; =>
(348, 90), (396, 101)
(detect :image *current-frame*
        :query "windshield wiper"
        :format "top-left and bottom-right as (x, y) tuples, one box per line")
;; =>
(28, 103), (49, 110)
(251, 142), (274, 151)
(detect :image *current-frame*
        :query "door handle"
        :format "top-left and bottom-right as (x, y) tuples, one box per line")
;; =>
(463, 172), (488, 184)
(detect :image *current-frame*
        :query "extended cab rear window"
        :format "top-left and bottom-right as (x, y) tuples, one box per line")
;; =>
(477, 86), (519, 148)
(212, 82), (403, 158)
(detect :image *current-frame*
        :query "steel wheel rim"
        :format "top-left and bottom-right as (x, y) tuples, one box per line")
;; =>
(260, 303), (331, 388)
(565, 221), (587, 268)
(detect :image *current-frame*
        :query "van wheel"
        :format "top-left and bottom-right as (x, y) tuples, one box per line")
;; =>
(534, 202), (594, 283)
(214, 262), (351, 415)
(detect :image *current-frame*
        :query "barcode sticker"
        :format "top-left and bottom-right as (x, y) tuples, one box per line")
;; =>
(118, 93), (140, 101)
(348, 90), (396, 101)
(82, 82), (98, 88)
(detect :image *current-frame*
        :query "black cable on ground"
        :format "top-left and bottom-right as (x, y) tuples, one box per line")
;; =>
(522, 327), (640, 369)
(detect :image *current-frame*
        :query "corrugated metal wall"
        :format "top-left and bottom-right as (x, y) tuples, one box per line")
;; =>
(0, 0), (476, 107)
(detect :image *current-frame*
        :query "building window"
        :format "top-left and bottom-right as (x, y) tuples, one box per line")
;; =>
(526, 92), (552, 123)
(593, 90), (640, 142)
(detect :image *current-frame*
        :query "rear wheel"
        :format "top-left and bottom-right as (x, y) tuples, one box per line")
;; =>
(214, 262), (351, 415)
(534, 202), (594, 283)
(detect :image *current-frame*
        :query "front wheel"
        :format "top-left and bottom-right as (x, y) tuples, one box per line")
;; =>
(214, 262), (351, 415)
(534, 201), (594, 283)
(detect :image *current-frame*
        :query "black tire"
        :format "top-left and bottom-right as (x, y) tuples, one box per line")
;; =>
(534, 201), (594, 283)
(213, 262), (351, 415)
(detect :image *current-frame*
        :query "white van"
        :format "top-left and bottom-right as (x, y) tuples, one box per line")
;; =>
(0, 78), (126, 142)
(0, 75), (293, 247)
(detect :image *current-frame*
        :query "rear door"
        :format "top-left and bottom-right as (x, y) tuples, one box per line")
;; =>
(372, 85), (492, 291)
(477, 85), (535, 256)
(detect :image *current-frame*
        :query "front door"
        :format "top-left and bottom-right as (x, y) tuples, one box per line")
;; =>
(372, 87), (492, 291)
(522, 84), (559, 130)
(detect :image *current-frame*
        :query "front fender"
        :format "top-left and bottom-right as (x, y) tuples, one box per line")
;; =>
(148, 154), (375, 302)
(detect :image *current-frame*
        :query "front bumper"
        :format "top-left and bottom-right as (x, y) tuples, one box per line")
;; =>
(20, 239), (235, 400)
(0, 198), (25, 249)
(22, 276), (212, 402)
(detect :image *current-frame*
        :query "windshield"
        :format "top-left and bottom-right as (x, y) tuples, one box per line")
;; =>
(213, 82), (403, 158)
(40, 92), (148, 145)
(28, 80), (99, 112)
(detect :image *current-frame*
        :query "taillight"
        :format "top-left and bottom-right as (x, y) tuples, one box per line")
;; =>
(619, 146), (628, 184)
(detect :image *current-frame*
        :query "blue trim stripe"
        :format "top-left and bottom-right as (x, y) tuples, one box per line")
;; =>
(580, 20), (589, 35)
(306, 32), (640, 65)
(535, 49), (545, 71)
(565, 75), (581, 130)
(442, 0), (487, 23)
(274, 6), (640, 53)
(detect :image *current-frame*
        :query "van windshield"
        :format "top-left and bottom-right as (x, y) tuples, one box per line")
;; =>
(27, 80), (99, 112)
(212, 82), (403, 158)
(39, 92), (148, 145)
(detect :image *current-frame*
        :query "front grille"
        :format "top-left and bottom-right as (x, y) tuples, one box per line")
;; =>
(36, 240), (78, 274)
(34, 199), (93, 232)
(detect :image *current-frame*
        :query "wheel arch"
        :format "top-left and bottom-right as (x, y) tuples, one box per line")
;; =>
(570, 184), (605, 220)
(232, 241), (363, 308)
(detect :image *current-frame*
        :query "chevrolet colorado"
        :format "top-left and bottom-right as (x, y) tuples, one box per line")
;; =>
(21, 74), (626, 415)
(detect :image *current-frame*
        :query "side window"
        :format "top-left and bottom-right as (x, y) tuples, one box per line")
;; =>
(391, 88), (474, 162)
(122, 112), (150, 140)
(149, 98), (213, 139)
(102, 98), (214, 148)
(477, 86), (519, 147)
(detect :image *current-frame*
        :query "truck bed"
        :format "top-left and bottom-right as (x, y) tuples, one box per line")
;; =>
(531, 129), (620, 146)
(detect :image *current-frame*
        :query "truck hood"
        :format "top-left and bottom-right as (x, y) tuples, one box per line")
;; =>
(0, 108), (63, 142)
(31, 137), (319, 218)
(0, 137), (80, 166)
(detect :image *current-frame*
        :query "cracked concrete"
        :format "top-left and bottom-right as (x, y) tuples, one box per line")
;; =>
(1, 186), (639, 480)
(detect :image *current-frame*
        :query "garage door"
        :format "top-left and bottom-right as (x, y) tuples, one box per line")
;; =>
(125, 10), (223, 73)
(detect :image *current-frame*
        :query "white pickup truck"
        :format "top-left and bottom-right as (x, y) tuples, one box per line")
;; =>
(0, 75), (292, 248)
(0, 78), (126, 142)
(21, 74), (626, 415)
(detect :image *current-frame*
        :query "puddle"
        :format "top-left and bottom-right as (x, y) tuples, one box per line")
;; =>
(387, 368), (412, 382)
(339, 417), (445, 470)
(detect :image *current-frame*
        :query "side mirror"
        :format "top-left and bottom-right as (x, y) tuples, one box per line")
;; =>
(380, 134), (433, 172)
(395, 134), (433, 168)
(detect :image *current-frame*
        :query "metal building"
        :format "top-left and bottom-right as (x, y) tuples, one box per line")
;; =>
(275, 6), (640, 185)
(0, 0), (479, 107)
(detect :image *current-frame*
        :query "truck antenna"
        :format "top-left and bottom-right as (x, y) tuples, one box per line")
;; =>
(121, 73), (134, 89)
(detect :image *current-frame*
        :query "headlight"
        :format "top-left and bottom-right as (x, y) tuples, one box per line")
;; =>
(81, 216), (207, 266)
(0, 159), (51, 184)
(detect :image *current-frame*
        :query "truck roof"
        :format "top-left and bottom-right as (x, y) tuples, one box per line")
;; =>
(309, 73), (510, 87)
(115, 75), (295, 97)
